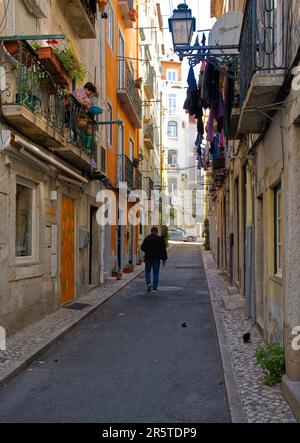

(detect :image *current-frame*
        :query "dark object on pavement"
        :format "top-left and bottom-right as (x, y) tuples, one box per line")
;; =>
(182, 322), (187, 328)
(243, 332), (251, 343)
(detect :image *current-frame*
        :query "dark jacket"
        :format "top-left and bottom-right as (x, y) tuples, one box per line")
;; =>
(141, 234), (168, 262)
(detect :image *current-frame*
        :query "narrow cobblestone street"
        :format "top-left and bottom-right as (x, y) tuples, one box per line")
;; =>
(0, 244), (230, 423)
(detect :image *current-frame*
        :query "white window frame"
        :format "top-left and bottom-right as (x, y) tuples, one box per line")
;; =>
(107, 3), (115, 51)
(168, 94), (177, 116)
(168, 121), (178, 138)
(166, 69), (178, 82)
(129, 138), (134, 162)
(107, 101), (113, 147)
(15, 177), (37, 262)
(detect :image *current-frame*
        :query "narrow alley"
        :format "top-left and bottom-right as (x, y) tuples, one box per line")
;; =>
(0, 245), (230, 423)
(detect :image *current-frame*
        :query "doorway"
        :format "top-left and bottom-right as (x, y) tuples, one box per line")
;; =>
(60, 196), (75, 304)
(89, 206), (100, 285)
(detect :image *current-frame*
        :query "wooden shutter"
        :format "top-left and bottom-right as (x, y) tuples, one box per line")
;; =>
(14, 0), (38, 35)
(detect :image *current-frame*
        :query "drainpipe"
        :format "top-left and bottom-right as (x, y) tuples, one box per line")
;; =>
(99, 17), (106, 285)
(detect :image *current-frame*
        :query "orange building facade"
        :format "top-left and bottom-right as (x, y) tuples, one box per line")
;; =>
(104, 0), (142, 271)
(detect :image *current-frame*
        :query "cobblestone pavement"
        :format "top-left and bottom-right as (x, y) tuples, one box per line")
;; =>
(0, 267), (143, 383)
(202, 249), (297, 423)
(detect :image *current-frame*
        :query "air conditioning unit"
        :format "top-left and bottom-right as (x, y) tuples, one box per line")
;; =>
(22, 0), (48, 18)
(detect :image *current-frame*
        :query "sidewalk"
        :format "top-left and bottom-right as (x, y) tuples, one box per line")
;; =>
(0, 266), (143, 388)
(202, 248), (297, 423)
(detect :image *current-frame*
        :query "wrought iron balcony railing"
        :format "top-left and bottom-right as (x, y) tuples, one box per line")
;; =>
(1, 40), (65, 135)
(135, 168), (142, 190)
(65, 94), (97, 155)
(144, 64), (155, 98)
(117, 59), (142, 127)
(239, 0), (286, 105)
(100, 146), (106, 173)
(81, 0), (97, 27)
(144, 123), (154, 148)
(144, 177), (154, 197)
(117, 154), (135, 190)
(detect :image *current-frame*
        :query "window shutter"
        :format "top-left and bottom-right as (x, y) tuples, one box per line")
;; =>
(14, 0), (38, 35)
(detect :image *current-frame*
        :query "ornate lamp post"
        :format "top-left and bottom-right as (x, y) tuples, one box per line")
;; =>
(168, 3), (240, 77)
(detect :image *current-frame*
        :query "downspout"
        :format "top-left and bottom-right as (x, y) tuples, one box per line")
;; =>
(99, 16), (106, 285)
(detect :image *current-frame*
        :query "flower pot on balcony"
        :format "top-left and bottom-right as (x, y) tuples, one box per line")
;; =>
(76, 117), (88, 129)
(128, 8), (137, 22)
(38, 47), (70, 87)
(123, 266), (133, 274)
(97, 0), (108, 12)
(4, 40), (34, 67)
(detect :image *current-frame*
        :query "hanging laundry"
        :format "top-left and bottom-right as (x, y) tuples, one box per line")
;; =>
(183, 66), (203, 118)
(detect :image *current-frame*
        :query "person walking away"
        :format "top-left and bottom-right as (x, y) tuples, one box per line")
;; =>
(141, 227), (168, 293)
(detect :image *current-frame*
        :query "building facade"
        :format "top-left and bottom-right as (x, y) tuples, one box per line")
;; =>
(0, 0), (162, 335)
(207, 0), (300, 419)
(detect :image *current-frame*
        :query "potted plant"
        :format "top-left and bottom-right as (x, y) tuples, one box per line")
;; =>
(4, 40), (35, 67)
(123, 263), (134, 274)
(76, 112), (88, 129)
(98, 0), (108, 12)
(128, 8), (137, 22)
(37, 46), (70, 87)
(112, 266), (122, 280)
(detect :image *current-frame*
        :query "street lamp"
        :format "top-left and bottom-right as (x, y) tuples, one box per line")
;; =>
(168, 3), (196, 51)
(168, 3), (240, 78)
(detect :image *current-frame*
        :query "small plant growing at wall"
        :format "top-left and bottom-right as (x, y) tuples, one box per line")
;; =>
(204, 218), (210, 251)
(255, 343), (285, 386)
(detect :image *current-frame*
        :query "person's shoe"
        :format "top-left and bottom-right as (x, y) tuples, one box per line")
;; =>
(152, 288), (159, 293)
(147, 285), (152, 292)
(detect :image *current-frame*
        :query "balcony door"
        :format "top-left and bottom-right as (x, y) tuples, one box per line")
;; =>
(118, 31), (125, 89)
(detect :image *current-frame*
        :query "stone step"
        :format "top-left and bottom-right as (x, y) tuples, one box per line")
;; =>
(227, 286), (239, 295)
(221, 294), (245, 311)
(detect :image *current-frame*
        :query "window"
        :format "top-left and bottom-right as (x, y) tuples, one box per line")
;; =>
(168, 121), (177, 137)
(168, 94), (177, 116)
(274, 185), (282, 276)
(107, 4), (114, 50)
(168, 150), (177, 165)
(167, 69), (178, 82)
(107, 102), (113, 146)
(16, 182), (35, 258)
(129, 139), (134, 161)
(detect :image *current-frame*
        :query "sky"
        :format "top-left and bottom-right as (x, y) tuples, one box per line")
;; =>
(158, 0), (215, 83)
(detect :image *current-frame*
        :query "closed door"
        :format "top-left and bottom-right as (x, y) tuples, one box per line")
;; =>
(60, 196), (75, 304)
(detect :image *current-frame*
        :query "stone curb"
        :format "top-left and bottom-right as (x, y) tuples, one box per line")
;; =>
(202, 248), (247, 423)
(0, 268), (144, 389)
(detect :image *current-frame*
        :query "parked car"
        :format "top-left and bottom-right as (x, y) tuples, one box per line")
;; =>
(168, 229), (197, 242)
(168, 229), (187, 242)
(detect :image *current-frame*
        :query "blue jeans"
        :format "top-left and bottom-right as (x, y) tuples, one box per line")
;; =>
(145, 260), (161, 290)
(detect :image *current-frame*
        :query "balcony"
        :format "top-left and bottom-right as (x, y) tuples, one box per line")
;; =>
(144, 124), (154, 149)
(144, 65), (155, 99)
(117, 154), (134, 190)
(135, 168), (142, 190)
(51, 94), (96, 171)
(227, 107), (241, 140)
(59, 0), (97, 39)
(100, 146), (107, 174)
(1, 40), (65, 148)
(144, 177), (154, 198)
(238, 0), (286, 134)
(118, 0), (136, 28)
(117, 60), (142, 129)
